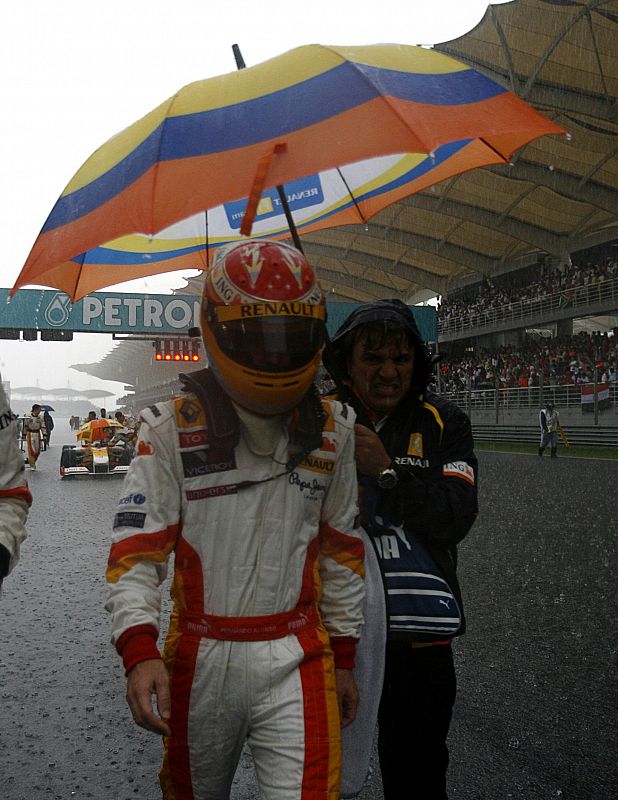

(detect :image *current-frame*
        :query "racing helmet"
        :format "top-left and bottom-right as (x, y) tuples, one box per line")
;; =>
(200, 240), (326, 415)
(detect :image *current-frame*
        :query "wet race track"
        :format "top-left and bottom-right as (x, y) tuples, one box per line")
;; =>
(1, 420), (616, 800)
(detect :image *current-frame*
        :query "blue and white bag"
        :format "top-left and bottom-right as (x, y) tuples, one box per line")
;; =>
(367, 515), (462, 639)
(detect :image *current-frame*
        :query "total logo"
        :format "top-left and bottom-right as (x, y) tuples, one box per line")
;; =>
(119, 493), (146, 506)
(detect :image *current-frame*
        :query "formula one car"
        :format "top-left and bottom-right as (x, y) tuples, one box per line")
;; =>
(60, 418), (136, 478)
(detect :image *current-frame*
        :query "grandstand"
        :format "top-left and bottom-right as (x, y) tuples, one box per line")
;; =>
(72, 0), (618, 445)
(435, 241), (617, 440)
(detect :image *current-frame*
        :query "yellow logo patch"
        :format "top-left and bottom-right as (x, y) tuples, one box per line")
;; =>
(407, 433), (424, 457)
(295, 453), (335, 475)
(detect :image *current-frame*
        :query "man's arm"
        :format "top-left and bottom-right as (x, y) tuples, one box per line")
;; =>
(317, 402), (365, 727)
(356, 407), (478, 547)
(105, 409), (180, 734)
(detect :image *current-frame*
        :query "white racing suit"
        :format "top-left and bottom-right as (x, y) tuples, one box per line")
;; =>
(0, 378), (31, 582)
(106, 392), (364, 800)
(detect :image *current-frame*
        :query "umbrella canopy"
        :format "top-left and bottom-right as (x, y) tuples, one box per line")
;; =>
(76, 418), (123, 443)
(11, 43), (563, 301)
(40, 404), (55, 412)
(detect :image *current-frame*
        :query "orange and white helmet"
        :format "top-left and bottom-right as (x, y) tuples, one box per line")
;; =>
(200, 239), (326, 415)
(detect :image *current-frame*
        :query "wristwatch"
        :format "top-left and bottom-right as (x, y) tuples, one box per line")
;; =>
(376, 463), (399, 489)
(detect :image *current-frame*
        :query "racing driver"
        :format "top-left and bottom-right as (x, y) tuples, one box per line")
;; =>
(105, 240), (365, 799)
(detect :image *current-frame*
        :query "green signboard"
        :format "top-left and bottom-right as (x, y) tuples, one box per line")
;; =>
(0, 288), (436, 341)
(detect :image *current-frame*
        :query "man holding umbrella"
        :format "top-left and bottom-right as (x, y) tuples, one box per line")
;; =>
(105, 240), (365, 799)
(325, 299), (478, 799)
(42, 406), (55, 447)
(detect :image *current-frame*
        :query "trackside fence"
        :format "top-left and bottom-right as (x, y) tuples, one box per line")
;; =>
(444, 383), (617, 415)
(472, 424), (618, 448)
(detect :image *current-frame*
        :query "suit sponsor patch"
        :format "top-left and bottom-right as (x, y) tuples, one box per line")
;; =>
(119, 493), (146, 505)
(181, 450), (235, 478)
(186, 484), (238, 501)
(295, 453), (335, 475)
(442, 461), (475, 485)
(137, 440), (155, 456)
(289, 471), (326, 498)
(113, 511), (147, 529)
(178, 430), (208, 448)
(176, 399), (204, 427)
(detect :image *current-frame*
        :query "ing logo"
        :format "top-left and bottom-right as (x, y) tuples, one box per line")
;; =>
(407, 433), (423, 458)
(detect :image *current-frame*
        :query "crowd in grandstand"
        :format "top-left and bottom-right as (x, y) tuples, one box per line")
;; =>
(437, 256), (618, 327)
(439, 332), (617, 393)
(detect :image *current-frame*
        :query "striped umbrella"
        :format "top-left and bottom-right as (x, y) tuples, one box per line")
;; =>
(11, 43), (563, 301)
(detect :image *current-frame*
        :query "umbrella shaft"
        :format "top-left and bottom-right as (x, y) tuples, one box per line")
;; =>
(276, 185), (303, 253)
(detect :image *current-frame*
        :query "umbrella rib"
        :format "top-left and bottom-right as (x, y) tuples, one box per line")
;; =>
(336, 168), (368, 225)
(204, 210), (210, 269)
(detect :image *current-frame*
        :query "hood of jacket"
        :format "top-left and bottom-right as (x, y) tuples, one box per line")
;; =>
(324, 299), (436, 398)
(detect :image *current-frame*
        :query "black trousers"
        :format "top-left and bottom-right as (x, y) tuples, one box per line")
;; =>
(378, 642), (457, 799)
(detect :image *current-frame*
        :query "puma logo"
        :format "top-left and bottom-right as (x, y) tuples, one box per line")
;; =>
(439, 599), (450, 608)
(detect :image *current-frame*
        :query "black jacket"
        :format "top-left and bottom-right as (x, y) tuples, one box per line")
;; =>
(327, 299), (478, 640)
(340, 387), (478, 639)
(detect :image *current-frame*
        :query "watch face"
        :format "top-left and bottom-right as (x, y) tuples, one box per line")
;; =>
(376, 468), (398, 489)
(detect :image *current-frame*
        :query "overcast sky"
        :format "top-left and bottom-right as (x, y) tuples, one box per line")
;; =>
(0, 0), (510, 405)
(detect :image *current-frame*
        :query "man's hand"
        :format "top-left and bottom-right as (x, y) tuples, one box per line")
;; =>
(126, 659), (171, 736)
(354, 424), (391, 476)
(335, 668), (359, 728)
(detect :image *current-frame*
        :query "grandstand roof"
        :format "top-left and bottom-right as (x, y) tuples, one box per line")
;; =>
(298, 0), (618, 302)
(10, 386), (115, 398)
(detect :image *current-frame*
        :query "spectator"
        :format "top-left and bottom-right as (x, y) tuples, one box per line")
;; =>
(43, 409), (54, 446)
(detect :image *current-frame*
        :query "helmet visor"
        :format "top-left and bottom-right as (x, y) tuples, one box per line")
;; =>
(212, 316), (324, 373)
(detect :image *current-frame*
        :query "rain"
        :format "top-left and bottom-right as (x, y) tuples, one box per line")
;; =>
(1, 1), (616, 799)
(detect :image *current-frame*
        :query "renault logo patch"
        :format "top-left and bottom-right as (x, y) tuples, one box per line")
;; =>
(407, 433), (424, 457)
(179, 400), (201, 425)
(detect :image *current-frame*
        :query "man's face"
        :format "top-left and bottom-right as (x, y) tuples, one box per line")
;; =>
(347, 334), (415, 415)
